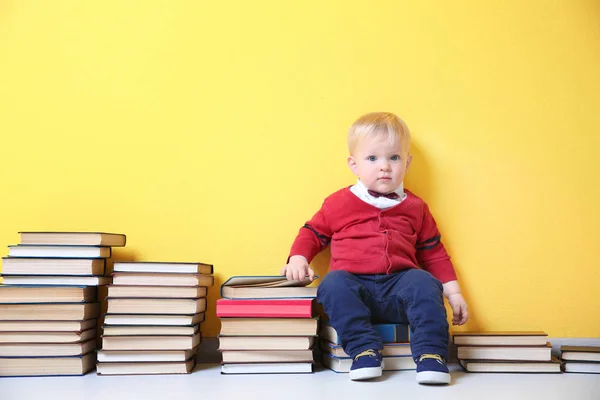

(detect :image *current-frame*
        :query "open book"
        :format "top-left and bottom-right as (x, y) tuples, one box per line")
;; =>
(220, 275), (318, 299)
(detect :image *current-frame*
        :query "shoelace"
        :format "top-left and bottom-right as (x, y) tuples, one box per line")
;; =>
(354, 349), (379, 361)
(418, 354), (445, 363)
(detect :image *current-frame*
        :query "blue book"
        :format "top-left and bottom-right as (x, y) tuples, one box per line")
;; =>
(320, 321), (410, 344)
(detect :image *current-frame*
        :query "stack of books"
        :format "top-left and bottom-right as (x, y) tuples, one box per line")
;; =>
(96, 261), (214, 375)
(454, 331), (561, 373)
(561, 345), (600, 374)
(0, 231), (125, 377)
(217, 275), (318, 374)
(319, 321), (414, 373)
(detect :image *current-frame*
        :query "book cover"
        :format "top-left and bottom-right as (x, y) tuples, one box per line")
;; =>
(18, 232), (126, 247)
(220, 275), (318, 299)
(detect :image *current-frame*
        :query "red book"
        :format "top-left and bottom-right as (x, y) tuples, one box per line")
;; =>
(216, 299), (314, 318)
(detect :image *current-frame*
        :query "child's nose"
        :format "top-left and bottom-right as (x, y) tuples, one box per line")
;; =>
(380, 161), (391, 171)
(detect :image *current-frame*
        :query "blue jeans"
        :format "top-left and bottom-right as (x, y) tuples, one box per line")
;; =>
(317, 269), (449, 360)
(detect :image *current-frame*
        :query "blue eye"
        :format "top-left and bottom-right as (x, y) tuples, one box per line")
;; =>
(368, 156), (377, 162)
(390, 155), (400, 161)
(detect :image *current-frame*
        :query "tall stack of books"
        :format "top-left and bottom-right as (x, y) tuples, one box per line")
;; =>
(319, 321), (414, 373)
(454, 331), (561, 373)
(217, 275), (318, 374)
(0, 231), (125, 377)
(96, 261), (214, 375)
(561, 345), (600, 374)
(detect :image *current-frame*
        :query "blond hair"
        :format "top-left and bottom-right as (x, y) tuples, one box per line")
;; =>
(347, 112), (411, 155)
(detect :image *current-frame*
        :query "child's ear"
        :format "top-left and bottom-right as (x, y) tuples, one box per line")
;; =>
(406, 154), (413, 170)
(347, 156), (359, 176)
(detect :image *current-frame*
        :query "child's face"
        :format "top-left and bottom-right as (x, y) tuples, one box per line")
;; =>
(347, 135), (411, 194)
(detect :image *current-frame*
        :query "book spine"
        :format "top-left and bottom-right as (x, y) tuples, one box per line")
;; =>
(216, 304), (312, 318)
(374, 324), (410, 343)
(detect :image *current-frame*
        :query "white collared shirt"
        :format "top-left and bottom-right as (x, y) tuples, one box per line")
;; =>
(350, 179), (407, 209)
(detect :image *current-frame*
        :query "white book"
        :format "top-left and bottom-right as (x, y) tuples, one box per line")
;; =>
(322, 353), (416, 373)
(563, 362), (600, 374)
(103, 313), (205, 326)
(0, 275), (111, 286)
(0, 353), (96, 377)
(8, 245), (110, 258)
(0, 329), (96, 344)
(97, 349), (197, 363)
(220, 362), (313, 374)
(457, 343), (552, 361)
(97, 359), (195, 375)
(113, 262), (213, 274)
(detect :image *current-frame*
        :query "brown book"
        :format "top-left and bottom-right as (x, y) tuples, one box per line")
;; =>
(107, 285), (207, 299)
(106, 298), (206, 315)
(19, 231), (126, 247)
(0, 352), (96, 377)
(457, 343), (552, 361)
(103, 313), (205, 326)
(97, 358), (195, 375)
(1, 258), (106, 276)
(0, 285), (97, 303)
(218, 336), (316, 351)
(219, 318), (318, 336)
(101, 332), (201, 350)
(0, 302), (100, 321)
(459, 356), (561, 373)
(0, 339), (96, 357)
(112, 272), (214, 287)
(221, 349), (314, 363)
(560, 345), (600, 362)
(0, 329), (96, 343)
(453, 331), (548, 346)
(0, 319), (97, 332)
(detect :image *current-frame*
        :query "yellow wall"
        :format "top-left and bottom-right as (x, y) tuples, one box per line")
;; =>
(1, 1), (599, 338)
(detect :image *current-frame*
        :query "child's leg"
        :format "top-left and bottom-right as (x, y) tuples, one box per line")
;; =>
(376, 269), (448, 360)
(316, 270), (382, 357)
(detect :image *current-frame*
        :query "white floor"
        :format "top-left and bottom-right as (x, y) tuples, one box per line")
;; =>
(1, 363), (599, 400)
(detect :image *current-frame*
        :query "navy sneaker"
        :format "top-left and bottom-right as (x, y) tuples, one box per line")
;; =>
(415, 354), (451, 384)
(349, 349), (384, 381)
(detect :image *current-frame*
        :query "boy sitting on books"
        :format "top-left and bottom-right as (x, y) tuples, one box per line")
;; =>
(280, 112), (468, 384)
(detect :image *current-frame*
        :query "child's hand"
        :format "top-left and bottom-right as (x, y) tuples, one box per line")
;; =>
(447, 293), (468, 325)
(280, 255), (315, 281)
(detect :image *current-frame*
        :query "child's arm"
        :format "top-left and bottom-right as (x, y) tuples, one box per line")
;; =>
(443, 280), (468, 326)
(281, 205), (332, 281)
(416, 203), (468, 325)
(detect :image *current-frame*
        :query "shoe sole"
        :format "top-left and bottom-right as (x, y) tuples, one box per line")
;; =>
(416, 371), (451, 385)
(349, 361), (385, 381)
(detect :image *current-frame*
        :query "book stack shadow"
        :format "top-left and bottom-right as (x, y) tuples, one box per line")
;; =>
(96, 261), (214, 375)
(319, 322), (414, 373)
(217, 275), (318, 374)
(561, 345), (600, 374)
(454, 331), (561, 373)
(0, 231), (126, 377)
